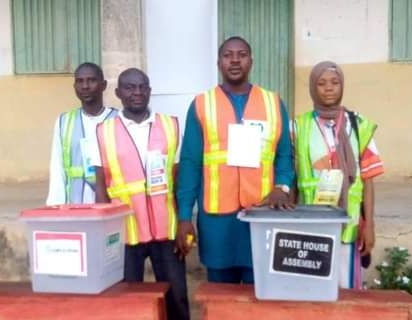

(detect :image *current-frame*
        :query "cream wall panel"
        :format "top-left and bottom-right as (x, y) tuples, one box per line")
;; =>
(295, 0), (389, 66)
(144, 0), (218, 95)
(144, 0), (218, 128)
(0, 0), (13, 75)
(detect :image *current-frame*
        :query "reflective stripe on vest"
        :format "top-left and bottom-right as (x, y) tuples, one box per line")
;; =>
(61, 109), (83, 203)
(159, 114), (179, 240)
(295, 111), (376, 243)
(98, 114), (178, 245)
(195, 85), (281, 213)
(60, 108), (117, 203)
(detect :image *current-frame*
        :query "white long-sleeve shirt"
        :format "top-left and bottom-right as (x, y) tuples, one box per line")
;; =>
(46, 107), (114, 205)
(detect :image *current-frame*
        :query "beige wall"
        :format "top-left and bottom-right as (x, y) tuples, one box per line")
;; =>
(0, 0), (410, 181)
(2, 61), (410, 182)
(295, 62), (412, 178)
(0, 0), (145, 182)
(0, 75), (77, 182)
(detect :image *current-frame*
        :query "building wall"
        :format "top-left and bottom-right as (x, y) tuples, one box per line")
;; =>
(102, 0), (145, 106)
(0, 75), (76, 182)
(0, 0), (144, 182)
(144, 0), (218, 129)
(0, 0), (76, 182)
(294, 0), (411, 177)
(0, 0), (410, 181)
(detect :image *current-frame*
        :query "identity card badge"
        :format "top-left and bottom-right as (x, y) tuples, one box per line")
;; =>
(146, 150), (168, 195)
(313, 169), (344, 206)
(79, 138), (96, 179)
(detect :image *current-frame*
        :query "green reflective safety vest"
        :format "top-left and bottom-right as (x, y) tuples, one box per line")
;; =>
(294, 111), (376, 243)
(60, 107), (117, 203)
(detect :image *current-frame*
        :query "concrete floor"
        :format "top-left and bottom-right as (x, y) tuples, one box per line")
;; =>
(1, 178), (412, 275)
(1, 177), (412, 318)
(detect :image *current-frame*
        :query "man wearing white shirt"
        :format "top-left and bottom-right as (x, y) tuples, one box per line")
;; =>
(95, 68), (189, 320)
(46, 62), (117, 205)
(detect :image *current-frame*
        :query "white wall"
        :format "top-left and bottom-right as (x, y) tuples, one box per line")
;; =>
(0, 0), (13, 75)
(295, 0), (389, 66)
(143, 0), (218, 128)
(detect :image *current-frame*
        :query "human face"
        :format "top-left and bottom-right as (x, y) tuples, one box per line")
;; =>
(315, 69), (343, 107)
(218, 39), (252, 86)
(73, 67), (106, 105)
(116, 71), (151, 114)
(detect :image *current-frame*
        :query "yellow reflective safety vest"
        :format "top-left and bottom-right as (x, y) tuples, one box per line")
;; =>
(195, 85), (282, 213)
(60, 107), (117, 203)
(97, 113), (178, 245)
(294, 111), (377, 243)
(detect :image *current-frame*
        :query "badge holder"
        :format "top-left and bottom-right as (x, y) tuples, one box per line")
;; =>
(313, 169), (344, 206)
(146, 151), (168, 196)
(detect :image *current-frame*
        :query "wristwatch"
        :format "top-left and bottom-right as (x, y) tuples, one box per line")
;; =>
(275, 184), (290, 194)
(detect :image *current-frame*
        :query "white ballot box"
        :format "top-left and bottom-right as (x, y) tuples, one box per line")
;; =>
(238, 205), (349, 301)
(20, 203), (130, 294)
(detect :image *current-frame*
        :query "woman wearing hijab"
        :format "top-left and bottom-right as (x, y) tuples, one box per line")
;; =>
(293, 61), (384, 289)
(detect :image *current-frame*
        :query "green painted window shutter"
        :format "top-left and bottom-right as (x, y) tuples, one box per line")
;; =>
(12, 0), (101, 74)
(218, 0), (294, 109)
(390, 0), (412, 61)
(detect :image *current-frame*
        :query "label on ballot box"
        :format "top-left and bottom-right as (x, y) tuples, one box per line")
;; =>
(33, 231), (87, 277)
(271, 229), (335, 278)
(104, 232), (121, 265)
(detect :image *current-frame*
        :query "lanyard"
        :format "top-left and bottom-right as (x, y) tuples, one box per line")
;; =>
(315, 110), (344, 165)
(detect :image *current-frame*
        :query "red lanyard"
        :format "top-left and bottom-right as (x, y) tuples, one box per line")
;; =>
(316, 110), (344, 166)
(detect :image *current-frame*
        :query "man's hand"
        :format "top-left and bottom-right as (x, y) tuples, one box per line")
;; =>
(256, 188), (295, 210)
(176, 221), (196, 259)
(358, 220), (375, 256)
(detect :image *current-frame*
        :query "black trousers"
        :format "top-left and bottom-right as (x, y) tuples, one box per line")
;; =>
(124, 241), (190, 320)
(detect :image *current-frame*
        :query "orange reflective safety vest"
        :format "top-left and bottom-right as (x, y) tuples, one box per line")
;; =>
(195, 85), (282, 214)
(97, 114), (178, 245)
